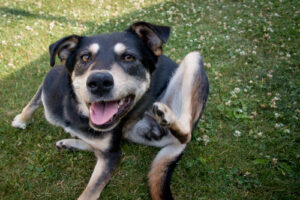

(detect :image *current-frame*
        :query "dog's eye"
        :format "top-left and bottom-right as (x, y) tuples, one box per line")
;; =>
(81, 54), (90, 62)
(123, 54), (135, 62)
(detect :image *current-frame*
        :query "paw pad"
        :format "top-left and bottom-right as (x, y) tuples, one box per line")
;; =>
(152, 102), (175, 127)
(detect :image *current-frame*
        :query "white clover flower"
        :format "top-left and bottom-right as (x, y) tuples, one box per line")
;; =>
(257, 132), (263, 136)
(225, 100), (231, 106)
(274, 13), (280, 17)
(25, 26), (33, 31)
(49, 21), (55, 30)
(283, 129), (290, 133)
(234, 130), (241, 137)
(274, 112), (279, 118)
(234, 88), (241, 93)
(202, 135), (210, 145)
(275, 123), (283, 128)
(244, 171), (251, 176)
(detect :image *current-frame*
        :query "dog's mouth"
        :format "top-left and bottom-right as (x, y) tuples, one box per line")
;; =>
(88, 95), (135, 131)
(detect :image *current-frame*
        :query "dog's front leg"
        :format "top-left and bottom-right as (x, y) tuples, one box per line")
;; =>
(78, 150), (121, 200)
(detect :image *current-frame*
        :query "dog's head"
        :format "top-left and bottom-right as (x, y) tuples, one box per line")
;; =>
(49, 22), (170, 131)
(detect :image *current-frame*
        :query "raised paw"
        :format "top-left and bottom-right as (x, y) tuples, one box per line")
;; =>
(152, 102), (176, 127)
(11, 114), (28, 129)
(55, 139), (75, 151)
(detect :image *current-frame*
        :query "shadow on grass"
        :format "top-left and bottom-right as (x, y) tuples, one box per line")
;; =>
(0, 7), (95, 27)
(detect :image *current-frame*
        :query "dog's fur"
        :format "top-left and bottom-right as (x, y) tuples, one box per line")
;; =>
(12, 22), (209, 200)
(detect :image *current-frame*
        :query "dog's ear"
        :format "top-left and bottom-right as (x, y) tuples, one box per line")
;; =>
(129, 22), (171, 56)
(49, 35), (82, 67)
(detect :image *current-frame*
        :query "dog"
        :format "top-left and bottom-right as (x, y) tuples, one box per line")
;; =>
(12, 21), (209, 200)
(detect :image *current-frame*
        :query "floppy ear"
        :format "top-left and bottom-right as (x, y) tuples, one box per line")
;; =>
(49, 35), (82, 67)
(129, 22), (171, 56)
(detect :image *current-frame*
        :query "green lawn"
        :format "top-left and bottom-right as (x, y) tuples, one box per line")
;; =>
(0, 0), (299, 199)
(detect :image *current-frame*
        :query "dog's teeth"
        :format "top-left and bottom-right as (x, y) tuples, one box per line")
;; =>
(119, 98), (124, 106)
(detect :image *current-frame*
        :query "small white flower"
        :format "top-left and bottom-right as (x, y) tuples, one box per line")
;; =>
(234, 88), (241, 93)
(202, 135), (210, 145)
(274, 13), (280, 17)
(283, 129), (290, 133)
(249, 80), (253, 84)
(274, 112), (279, 118)
(275, 123), (283, 128)
(225, 100), (231, 106)
(257, 132), (263, 136)
(244, 171), (251, 176)
(49, 21), (55, 30)
(25, 25), (33, 31)
(239, 51), (246, 55)
(267, 73), (273, 78)
(234, 130), (241, 137)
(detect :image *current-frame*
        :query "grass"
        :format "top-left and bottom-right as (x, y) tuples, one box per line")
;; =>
(0, 0), (299, 199)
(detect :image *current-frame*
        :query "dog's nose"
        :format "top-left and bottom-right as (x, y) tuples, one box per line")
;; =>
(87, 72), (114, 95)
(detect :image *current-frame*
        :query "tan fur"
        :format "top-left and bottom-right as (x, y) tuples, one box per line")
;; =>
(78, 157), (107, 200)
(132, 25), (163, 56)
(12, 85), (42, 129)
(113, 43), (126, 55)
(191, 78), (204, 124)
(110, 64), (150, 104)
(148, 159), (169, 200)
(89, 43), (100, 55)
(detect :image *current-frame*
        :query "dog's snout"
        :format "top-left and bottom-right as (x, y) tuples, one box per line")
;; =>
(87, 72), (114, 95)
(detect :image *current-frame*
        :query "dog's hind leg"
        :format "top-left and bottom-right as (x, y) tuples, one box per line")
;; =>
(153, 51), (209, 144)
(148, 52), (209, 200)
(12, 84), (43, 129)
(148, 144), (186, 200)
(55, 139), (93, 151)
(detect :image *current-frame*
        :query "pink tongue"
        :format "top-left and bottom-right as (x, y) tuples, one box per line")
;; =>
(90, 101), (118, 125)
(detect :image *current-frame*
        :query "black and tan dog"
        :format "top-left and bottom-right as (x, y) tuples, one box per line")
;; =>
(12, 22), (209, 200)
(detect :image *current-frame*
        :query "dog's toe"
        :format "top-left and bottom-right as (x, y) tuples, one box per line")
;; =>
(56, 140), (73, 150)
